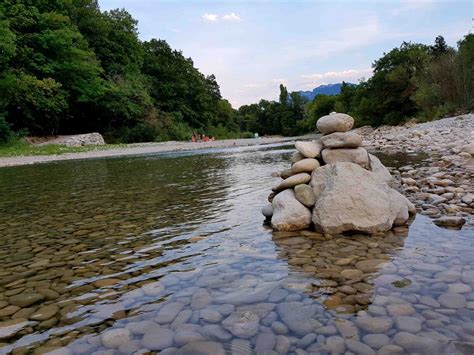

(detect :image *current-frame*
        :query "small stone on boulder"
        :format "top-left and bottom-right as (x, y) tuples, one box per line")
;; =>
(294, 184), (316, 207)
(295, 141), (323, 158)
(317, 112), (354, 134)
(272, 173), (311, 193)
(291, 158), (320, 174)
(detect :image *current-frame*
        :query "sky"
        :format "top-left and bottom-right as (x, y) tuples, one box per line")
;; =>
(100, 0), (472, 108)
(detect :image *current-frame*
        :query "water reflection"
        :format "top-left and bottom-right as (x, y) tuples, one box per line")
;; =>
(0, 145), (473, 354)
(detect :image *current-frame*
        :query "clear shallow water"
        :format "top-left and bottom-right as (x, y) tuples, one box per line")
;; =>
(0, 145), (473, 354)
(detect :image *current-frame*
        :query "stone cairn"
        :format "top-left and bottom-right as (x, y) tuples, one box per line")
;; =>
(262, 112), (416, 234)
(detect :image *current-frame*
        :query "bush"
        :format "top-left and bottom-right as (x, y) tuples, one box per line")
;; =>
(118, 123), (157, 143)
(0, 116), (13, 144)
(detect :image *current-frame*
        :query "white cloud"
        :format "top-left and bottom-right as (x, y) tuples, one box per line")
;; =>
(222, 12), (241, 22)
(202, 13), (218, 22)
(202, 12), (242, 23)
(299, 68), (373, 89)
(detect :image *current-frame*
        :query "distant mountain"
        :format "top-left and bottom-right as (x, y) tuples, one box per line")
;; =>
(299, 83), (354, 101)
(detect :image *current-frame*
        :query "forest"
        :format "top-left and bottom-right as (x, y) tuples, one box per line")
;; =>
(0, 0), (473, 145)
(237, 35), (474, 136)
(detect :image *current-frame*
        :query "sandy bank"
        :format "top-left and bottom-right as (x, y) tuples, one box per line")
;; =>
(0, 135), (314, 168)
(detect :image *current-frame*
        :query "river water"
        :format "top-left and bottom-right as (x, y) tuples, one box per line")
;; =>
(0, 144), (473, 354)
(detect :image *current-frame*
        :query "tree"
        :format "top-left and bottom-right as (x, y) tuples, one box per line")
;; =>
(279, 84), (289, 105)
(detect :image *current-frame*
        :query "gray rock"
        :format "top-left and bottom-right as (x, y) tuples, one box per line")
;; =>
(394, 332), (443, 353)
(355, 316), (393, 333)
(276, 302), (320, 336)
(294, 184), (316, 207)
(262, 204), (273, 218)
(142, 327), (174, 350)
(200, 309), (222, 323)
(462, 270), (474, 285)
(395, 316), (422, 332)
(272, 173), (311, 193)
(191, 289), (211, 310)
(377, 344), (404, 354)
(201, 324), (232, 342)
(345, 339), (376, 355)
(295, 141), (323, 158)
(214, 283), (276, 305)
(334, 319), (359, 340)
(222, 311), (260, 339)
(255, 333), (276, 351)
(325, 335), (346, 354)
(101, 328), (132, 348)
(437, 292), (466, 309)
(271, 189), (312, 231)
(275, 335), (291, 354)
(174, 331), (206, 346)
(291, 158), (320, 174)
(362, 334), (389, 349)
(156, 302), (185, 324)
(321, 147), (370, 168)
(321, 132), (362, 148)
(368, 154), (393, 186)
(433, 216), (466, 228)
(317, 112), (354, 134)
(296, 333), (317, 349)
(176, 341), (225, 355)
(271, 321), (289, 335)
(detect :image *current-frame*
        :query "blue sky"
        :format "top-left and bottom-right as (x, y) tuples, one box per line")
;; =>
(100, 0), (472, 107)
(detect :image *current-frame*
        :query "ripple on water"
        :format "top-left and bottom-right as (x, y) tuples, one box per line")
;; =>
(0, 147), (473, 354)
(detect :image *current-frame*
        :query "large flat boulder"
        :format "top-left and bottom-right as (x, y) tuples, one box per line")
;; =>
(310, 163), (413, 234)
(271, 189), (311, 231)
(320, 132), (362, 148)
(316, 113), (354, 134)
(321, 147), (369, 168)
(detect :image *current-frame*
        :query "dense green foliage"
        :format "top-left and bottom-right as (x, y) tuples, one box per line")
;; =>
(0, 0), (472, 145)
(0, 0), (242, 143)
(238, 34), (473, 132)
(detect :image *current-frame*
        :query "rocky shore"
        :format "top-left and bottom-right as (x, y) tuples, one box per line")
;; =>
(359, 113), (474, 229)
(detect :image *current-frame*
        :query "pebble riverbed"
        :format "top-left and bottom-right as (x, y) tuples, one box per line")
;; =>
(0, 140), (473, 354)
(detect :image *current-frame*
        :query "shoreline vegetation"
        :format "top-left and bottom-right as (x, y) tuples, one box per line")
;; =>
(0, 1), (473, 149)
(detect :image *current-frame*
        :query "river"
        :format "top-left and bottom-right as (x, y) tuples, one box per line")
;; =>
(0, 143), (473, 354)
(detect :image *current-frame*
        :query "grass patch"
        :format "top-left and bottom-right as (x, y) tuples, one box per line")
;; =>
(0, 140), (124, 157)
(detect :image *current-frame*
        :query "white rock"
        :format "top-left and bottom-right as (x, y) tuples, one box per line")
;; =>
(271, 189), (312, 231)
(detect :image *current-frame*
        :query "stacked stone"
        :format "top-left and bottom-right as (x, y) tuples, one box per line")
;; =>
(262, 112), (416, 234)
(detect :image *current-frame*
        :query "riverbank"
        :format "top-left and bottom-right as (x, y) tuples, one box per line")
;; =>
(0, 135), (314, 168)
(361, 113), (474, 228)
